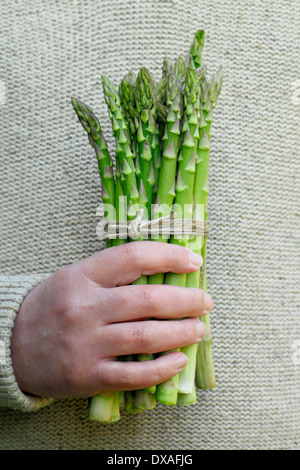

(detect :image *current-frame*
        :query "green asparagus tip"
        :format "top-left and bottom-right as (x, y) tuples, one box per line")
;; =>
(166, 73), (180, 106)
(184, 67), (200, 105)
(162, 57), (173, 78)
(101, 75), (120, 105)
(189, 29), (205, 69)
(71, 96), (90, 117)
(156, 75), (169, 104)
(119, 79), (137, 120)
(136, 67), (157, 116)
(71, 97), (104, 141)
(209, 66), (223, 107)
(123, 70), (136, 86)
(174, 56), (186, 83)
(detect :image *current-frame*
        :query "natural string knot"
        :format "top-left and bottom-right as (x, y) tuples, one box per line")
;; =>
(127, 209), (145, 239)
(96, 204), (210, 241)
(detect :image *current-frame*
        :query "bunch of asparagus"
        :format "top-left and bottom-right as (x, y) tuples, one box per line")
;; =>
(72, 30), (222, 423)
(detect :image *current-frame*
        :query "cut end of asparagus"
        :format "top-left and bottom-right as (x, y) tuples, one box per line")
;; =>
(89, 392), (121, 424)
(177, 385), (197, 406)
(134, 390), (156, 410)
(156, 375), (179, 406)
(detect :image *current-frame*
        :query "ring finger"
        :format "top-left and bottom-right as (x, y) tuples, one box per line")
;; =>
(98, 318), (207, 357)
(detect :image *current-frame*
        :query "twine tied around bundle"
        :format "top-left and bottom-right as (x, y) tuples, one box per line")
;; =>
(96, 204), (210, 241)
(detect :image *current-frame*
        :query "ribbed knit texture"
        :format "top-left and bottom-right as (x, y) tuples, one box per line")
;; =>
(0, 275), (54, 411)
(0, 0), (299, 450)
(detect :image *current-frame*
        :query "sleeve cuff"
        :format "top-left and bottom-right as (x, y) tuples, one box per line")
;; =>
(0, 274), (55, 411)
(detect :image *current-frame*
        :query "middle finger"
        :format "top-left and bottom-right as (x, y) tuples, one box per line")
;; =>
(98, 318), (207, 357)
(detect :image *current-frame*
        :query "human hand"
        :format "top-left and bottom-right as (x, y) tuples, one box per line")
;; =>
(11, 242), (213, 398)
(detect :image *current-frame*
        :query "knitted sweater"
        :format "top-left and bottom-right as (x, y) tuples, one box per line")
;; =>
(0, 0), (299, 450)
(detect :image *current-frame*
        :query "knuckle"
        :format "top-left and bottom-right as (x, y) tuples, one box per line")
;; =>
(122, 242), (140, 263)
(137, 287), (155, 311)
(164, 246), (180, 271)
(97, 366), (114, 388)
(60, 333), (77, 360)
(59, 294), (80, 324)
(59, 341), (82, 388)
(131, 323), (152, 351)
(117, 367), (133, 387)
(102, 365), (133, 389)
(64, 365), (82, 390)
(164, 244), (188, 272)
(55, 264), (77, 287)
(49, 267), (81, 320)
(180, 319), (196, 343)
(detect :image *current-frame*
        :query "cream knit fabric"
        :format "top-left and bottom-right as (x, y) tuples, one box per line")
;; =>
(0, 0), (300, 450)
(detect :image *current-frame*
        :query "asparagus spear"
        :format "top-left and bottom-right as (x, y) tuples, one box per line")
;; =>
(119, 72), (139, 153)
(71, 98), (122, 422)
(129, 68), (161, 399)
(156, 67), (200, 405)
(71, 97), (115, 214)
(106, 72), (155, 405)
(195, 67), (223, 389)
(101, 75), (139, 207)
(136, 71), (183, 397)
(176, 69), (208, 397)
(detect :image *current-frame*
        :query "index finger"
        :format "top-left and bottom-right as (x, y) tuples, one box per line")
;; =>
(80, 241), (202, 287)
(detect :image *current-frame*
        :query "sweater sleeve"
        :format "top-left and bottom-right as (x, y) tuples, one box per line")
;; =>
(0, 274), (54, 411)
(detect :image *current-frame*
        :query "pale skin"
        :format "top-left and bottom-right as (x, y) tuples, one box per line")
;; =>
(11, 241), (213, 399)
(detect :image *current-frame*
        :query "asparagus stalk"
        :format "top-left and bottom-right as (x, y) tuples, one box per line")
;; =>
(130, 69), (161, 398)
(148, 73), (182, 285)
(137, 71), (182, 396)
(71, 98), (122, 422)
(89, 392), (120, 423)
(134, 68), (158, 218)
(71, 97), (115, 213)
(134, 384), (156, 411)
(195, 67), (223, 389)
(156, 67), (200, 405)
(177, 71), (208, 397)
(106, 72), (155, 405)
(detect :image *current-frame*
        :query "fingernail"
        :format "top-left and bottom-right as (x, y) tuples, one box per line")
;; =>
(186, 249), (203, 268)
(203, 292), (213, 314)
(196, 320), (207, 341)
(174, 354), (188, 370)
